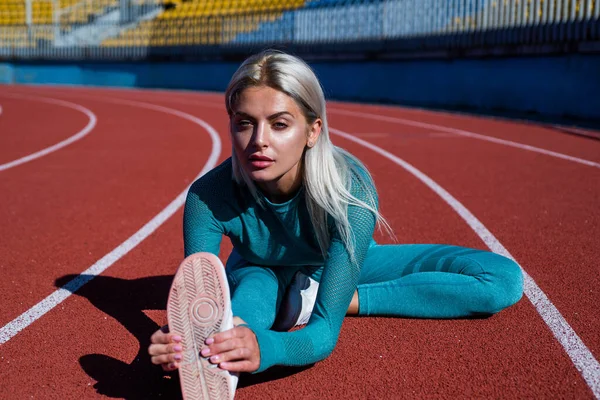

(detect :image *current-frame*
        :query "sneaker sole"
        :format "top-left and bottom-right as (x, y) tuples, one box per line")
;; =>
(167, 252), (234, 400)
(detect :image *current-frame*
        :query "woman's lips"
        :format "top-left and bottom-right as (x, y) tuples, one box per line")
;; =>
(249, 160), (273, 169)
(249, 155), (274, 169)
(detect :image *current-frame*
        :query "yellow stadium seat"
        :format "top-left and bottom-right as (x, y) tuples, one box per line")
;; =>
(96, 0), (308, 47)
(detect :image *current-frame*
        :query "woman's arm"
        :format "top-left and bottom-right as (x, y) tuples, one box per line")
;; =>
(251, 199), (376, 372)
(202, 196), (376, 373)
(183, 178), (226, 257)
(199, 163), (379, 373)
(241, 162), (378, 371)
(148, 175), (227, 371)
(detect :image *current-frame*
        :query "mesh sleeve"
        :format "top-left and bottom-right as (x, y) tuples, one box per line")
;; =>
(251, 173), (377, 373)
(183, 178), (225, 257)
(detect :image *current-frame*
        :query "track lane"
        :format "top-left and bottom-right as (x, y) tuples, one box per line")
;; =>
(0, 214), (187, 400)
(1, 86), (597, 399)
(47, 87), (600, 389)
(328, 101), (600, 164)
(328, 113), (600, 385)
(1, 112), (590, 398)
(0, 93), (215, 326)
(328, 107), (599, 168)
(0, 220), (591, 399)
(0, 91), (234, 400)
(28, 85), (599, 167)
(64, 86), (599, 165)
(31, 86), (594, 388)
(0, 95), (92, 167)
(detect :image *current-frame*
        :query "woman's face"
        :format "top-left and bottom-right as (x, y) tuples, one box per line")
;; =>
(230, 85), (321, 202)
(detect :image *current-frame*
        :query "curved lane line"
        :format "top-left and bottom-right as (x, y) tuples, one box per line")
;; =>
(330, 127), (600, 398)
(6, 87), (597, 395)
(328, 108), (600, 169)
(98, 92), (599, 169)
(0, 97), (222, 344)
(0, 93), (97, 172)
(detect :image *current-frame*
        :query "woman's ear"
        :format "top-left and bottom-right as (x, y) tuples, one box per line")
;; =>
(307, 118), (322, 148)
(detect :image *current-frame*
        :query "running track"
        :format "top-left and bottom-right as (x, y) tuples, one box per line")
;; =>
(0, 85), (599, 399)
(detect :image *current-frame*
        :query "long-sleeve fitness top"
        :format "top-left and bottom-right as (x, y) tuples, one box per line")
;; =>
(183, 157), (377, 372)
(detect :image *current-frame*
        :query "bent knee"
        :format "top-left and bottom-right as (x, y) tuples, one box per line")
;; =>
(463, 253), (523, 315)
(482, 256), (524, 314)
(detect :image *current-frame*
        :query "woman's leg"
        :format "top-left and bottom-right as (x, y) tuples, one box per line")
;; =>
(227, 265), (282, 330)
(355, 244), (523, 318)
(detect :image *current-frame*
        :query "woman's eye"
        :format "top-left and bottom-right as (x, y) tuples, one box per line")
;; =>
(235, 120), (252, 128)
(273, 122), (288, 130)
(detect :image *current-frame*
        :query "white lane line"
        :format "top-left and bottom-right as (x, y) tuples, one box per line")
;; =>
(0, 104), (3, 116)
(330, 127), (600, 398)
(0, 98), (222, 344)
(0, 94), (97, 172)
(89, 93), (600, 169)
(329, 108), (600, 169)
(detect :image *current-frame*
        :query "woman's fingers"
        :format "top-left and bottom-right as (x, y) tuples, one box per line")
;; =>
(211, 346), (260, 372)
(161, 362), (180, 372)
(207, 346), (250, 364)
(219, 360), (257, 372)
(151, 351), (183, 366)
(150, 353), (171, 366)
(208, 324), (253, 347)
(210, 326), (242, 344)
(147, 325), (185, 372)
(199, 325), (260, 372)
(150, 327), (170, 343)
(201, 337), (243, 358)
(148, 343), (169, 357)
(148, 326), (184, 371)
(150, 328), (182, 345)
(148, 342), (183, 357)
(150, 342), (184, 365)
(150, 322), (259, 371)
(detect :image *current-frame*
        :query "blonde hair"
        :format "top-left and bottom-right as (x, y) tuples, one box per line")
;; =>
(225, 49), (391, 263)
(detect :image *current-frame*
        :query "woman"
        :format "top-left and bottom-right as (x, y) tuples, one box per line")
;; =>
(148, 50), (524, 399)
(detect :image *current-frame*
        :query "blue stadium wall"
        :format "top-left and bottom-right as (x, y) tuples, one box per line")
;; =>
(1, 54), (599, 120)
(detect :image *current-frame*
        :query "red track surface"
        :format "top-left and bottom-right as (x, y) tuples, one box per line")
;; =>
(0, 85), (599, 399)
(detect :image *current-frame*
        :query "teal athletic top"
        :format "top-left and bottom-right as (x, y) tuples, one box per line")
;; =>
(183, 157), (377, 373)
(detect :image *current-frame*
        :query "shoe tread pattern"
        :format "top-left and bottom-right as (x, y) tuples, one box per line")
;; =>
(168, 254), (232, 400)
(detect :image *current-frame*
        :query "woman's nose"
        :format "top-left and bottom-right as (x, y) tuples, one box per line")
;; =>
(253, 123), (268, 148)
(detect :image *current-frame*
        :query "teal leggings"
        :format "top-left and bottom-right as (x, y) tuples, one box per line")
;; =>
(226, 244), (524, 330)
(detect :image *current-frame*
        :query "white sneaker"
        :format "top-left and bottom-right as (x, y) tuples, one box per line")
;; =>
(167, 252), (238, 400)
(272, 271), (320, 331)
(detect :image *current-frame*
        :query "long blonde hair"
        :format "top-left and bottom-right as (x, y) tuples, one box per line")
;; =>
(225, 50), (391, 263)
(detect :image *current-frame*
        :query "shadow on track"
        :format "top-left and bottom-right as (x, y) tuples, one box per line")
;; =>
(55, 274), (310, 399)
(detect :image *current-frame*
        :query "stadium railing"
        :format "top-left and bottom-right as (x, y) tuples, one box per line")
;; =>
(0, 0), (598, 61)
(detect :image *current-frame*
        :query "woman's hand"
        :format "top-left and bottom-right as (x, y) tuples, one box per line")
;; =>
(200, 317), (260, 373)
(148, 325), (183, 372)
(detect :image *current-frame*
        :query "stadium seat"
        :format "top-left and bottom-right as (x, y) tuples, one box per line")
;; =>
(100, 0), (307, 47)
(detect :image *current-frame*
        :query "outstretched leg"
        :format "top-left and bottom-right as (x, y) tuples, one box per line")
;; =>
(227, 264), (282, 330)
(355, 244), (523, 318)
